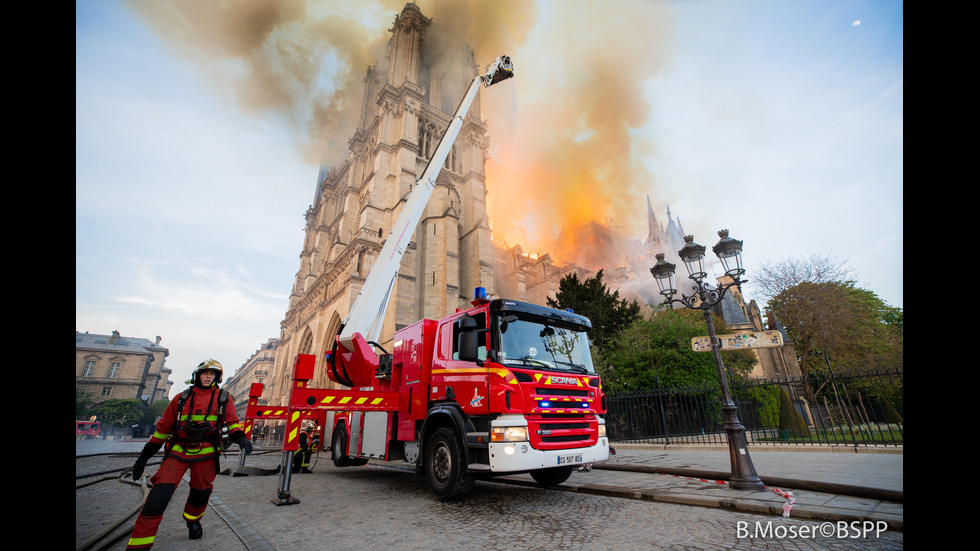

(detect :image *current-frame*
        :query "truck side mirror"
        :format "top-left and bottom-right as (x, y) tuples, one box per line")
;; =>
(456, 315), (486, 363)
(500, 314), (518, 334)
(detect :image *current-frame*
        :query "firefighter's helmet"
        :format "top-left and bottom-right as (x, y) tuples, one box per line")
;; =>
(303, 422), (315, 433)
(192, 359), (223, 386)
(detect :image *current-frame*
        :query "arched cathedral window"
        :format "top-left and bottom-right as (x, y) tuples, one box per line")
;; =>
(417, 119), (460, 173)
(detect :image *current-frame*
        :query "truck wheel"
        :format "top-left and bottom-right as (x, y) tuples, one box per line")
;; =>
(332, 426), (351, 467)
(530, 465), (574, 487)
(424, 427), (474, 500)
(331, 426), (368, 467)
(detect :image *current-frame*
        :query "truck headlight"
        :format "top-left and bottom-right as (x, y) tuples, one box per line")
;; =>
(598, 424), (606, 438)
(491, 426), (528, 442)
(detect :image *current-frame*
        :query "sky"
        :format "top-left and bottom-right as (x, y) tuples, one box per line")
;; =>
(76, 0), (903, 391)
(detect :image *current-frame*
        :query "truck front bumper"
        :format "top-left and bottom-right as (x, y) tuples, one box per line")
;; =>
(487, 437), (609, 472)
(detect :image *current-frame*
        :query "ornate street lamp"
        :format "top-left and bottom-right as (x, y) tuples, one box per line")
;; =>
(649, 230), (765, 491)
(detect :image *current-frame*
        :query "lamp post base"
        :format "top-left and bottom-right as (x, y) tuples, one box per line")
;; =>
(723, 406), (765, 491)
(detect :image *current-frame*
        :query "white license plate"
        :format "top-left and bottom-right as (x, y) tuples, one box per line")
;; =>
(558, 454), (583, 465)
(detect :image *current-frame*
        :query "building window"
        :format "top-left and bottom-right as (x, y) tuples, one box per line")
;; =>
(443, 145), (458, 172)
(108, 362), (121, 378)
(418, 122), (429, 159)
(82, 361), (96, 377)
(299, 331), (314, 355)
(101, 387), (112, 397)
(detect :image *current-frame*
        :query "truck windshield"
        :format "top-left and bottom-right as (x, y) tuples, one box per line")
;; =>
(496, 317), (595, 374)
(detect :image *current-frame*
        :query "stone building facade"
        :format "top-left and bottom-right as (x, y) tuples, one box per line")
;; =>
(75, 330), (173, 405)
(715, 277), (803, 379)
(223, 337), (278, 415)
(269, 3), (496, 405)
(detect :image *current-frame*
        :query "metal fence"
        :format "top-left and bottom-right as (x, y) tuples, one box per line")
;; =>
(604, 368), (903, 447)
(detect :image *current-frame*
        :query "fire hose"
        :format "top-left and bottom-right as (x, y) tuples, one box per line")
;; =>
(75, 471), (151, 551)
(76, 449), (280, 551)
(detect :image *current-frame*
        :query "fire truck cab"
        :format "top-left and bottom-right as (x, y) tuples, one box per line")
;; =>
(328, 290), (609, 499)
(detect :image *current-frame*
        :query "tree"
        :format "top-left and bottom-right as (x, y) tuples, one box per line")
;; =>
(595, 308), (757, 392)
(90, 398), (147, 428)
(76, 389), (95, 420)
(546, 269), (641, 349)
(752, 253), (853, 302)
(146, 397), (169, 422)
(769, 281), (903, 374)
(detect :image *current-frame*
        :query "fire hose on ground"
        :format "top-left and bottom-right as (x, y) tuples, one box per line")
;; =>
(75, 470), (152, 551)
(76, 449), (280, 551)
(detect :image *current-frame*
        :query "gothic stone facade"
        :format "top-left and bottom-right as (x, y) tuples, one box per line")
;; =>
(270, 4), (495, 405)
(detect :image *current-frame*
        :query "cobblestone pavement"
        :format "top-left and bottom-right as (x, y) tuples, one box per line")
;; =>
(76, 442), (903, 550)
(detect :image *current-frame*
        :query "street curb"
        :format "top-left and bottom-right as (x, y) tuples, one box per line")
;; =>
(494, 476), (904, 532)
(611, 443), (904, 455)
(594, 463), (903, 503)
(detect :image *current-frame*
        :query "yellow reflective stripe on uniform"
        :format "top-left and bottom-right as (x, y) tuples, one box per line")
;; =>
(128, 535), (154, 547)
(226, 422), (241, 432)
(152, 430), (170, 440)
(171, 444), (217, 455)
(178, 414), (219, 422)
(183, 510), (205, 521)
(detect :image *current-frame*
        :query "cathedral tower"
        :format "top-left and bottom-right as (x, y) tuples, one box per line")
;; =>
(271, 3), (496, 401)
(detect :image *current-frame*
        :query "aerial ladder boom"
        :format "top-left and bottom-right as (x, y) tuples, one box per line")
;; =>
(331, 55), (514, 387)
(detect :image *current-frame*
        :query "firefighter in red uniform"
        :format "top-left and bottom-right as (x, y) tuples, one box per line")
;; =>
(126, 359), (252, 549)
(292, 423), (315, 473)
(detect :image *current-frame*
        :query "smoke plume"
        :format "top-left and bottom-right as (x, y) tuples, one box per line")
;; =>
(125, 0), (672, 262)
(479, 1), (672, 259)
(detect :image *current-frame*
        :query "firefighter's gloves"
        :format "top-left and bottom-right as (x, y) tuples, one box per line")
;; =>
(132, 456), (147, 481)
(228, 429), (252, 454)
(132, 441), (162, 481)
(234, 434), (253, 455)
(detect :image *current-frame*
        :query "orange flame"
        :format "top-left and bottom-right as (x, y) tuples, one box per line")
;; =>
(473, 1), (673, 259)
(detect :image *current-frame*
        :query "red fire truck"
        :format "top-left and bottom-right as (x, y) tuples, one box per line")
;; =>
(250, 56), (609, 502)
(76, 419), (101, 439)
(329, 291), (608, 499)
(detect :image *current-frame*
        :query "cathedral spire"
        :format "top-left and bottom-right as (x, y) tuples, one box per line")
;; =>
(646, 195), (662, 248)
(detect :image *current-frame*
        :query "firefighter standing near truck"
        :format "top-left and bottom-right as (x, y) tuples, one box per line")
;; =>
(126, 359), (253, 549)
(292, 423), (315, 473)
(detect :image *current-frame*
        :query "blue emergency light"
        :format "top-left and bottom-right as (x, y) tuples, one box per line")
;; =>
(474, 287), (487, 301)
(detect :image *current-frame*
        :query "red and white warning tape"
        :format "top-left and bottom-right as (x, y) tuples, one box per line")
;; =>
(662, 473), (797, 517)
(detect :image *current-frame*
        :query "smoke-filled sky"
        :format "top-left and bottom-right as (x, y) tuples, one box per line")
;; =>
(76, 0), (903, 390)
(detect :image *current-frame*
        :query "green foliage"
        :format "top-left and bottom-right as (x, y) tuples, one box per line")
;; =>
(146, 398), (169, 421)
(76, 389), (95, 420)
(743, 385), (781, 429)
(769, 281), (903, 374)
(90, 398), (147, 427)
(596, 308), (757, 392)
(778, 388), (812, 438)
(547, 269), (641, 349)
